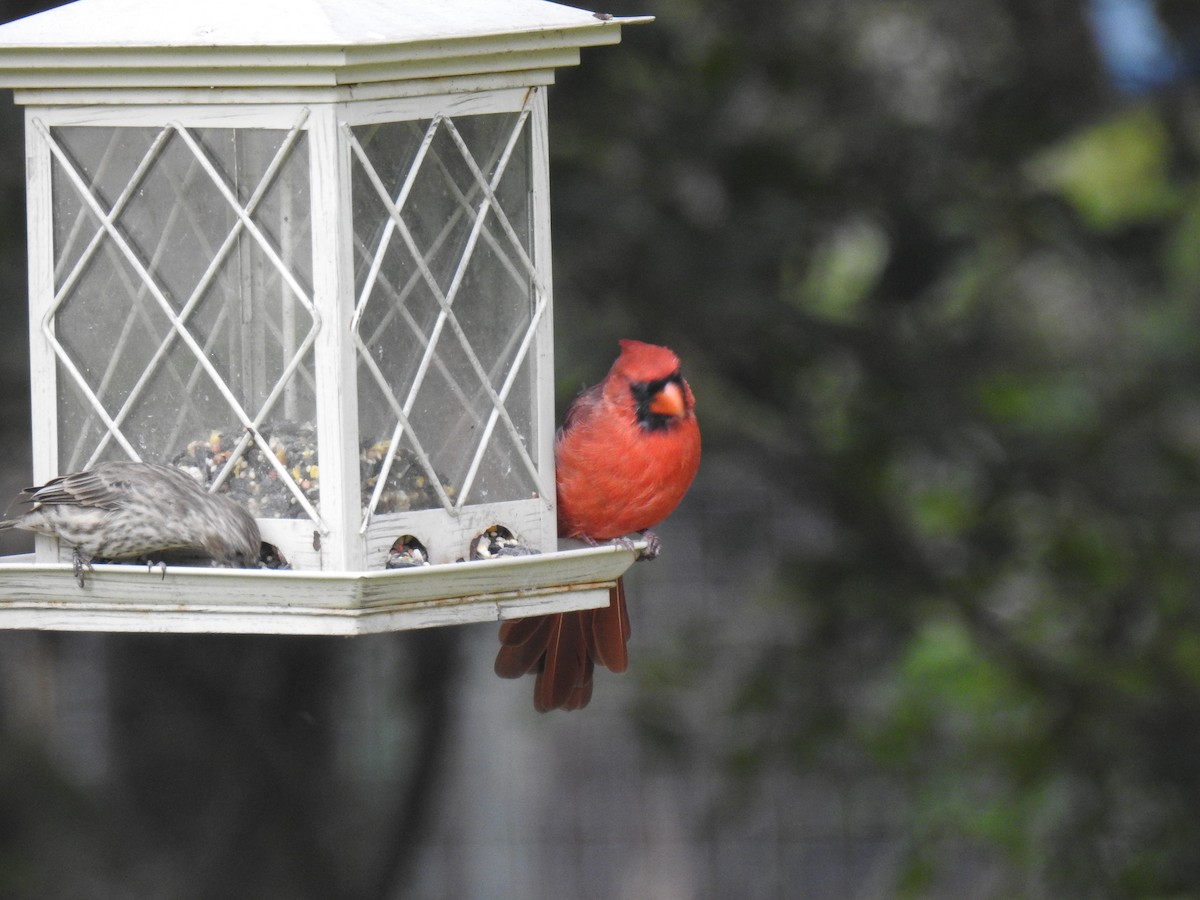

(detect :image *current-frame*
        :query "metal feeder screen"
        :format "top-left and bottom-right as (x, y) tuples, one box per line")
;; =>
(46, 117), (320, 521)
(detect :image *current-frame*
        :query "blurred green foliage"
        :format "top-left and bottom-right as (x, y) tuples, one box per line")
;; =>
(551, 0), (1200, 893)
(1028, 106), (1181, 230)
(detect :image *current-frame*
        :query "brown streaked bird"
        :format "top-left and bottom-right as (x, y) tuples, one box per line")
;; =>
(494, 339), (701, 711)
(0, 461), (261, 585)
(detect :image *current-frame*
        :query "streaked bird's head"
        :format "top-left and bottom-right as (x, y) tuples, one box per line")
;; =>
(204, 493), (262, 568)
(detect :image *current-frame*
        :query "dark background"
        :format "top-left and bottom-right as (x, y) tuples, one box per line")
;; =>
(0, 0), (1199, 897)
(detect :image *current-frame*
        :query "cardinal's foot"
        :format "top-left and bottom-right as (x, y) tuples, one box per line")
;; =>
(636, 529), (661, 561)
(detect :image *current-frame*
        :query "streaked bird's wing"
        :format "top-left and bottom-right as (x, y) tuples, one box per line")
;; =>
(25, 469), (125, 510)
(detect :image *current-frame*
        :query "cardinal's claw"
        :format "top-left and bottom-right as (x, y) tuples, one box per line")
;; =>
(146, 560), (168, 580)
(636, 529), (661, 561)
(584, 533), (637, 553)
(582, 532), (661, 560)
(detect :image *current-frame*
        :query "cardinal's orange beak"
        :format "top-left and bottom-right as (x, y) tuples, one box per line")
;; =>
(649, 381), (686, 418)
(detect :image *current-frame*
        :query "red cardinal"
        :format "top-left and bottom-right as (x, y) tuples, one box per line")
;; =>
(494, 339), (701, 711)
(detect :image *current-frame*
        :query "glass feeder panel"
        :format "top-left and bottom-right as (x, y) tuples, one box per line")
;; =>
(47, 124), (320, 520)
(351, 111), (541, 520)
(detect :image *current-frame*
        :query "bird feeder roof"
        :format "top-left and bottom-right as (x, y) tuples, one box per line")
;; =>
(0, 0), (649, 102)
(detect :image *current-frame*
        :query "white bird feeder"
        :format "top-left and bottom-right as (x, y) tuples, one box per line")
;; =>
(0, 0), (649, 633)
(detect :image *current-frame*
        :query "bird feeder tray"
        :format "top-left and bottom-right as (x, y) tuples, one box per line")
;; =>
(0, 0), (651, 634)
(0, 541), (638, 634)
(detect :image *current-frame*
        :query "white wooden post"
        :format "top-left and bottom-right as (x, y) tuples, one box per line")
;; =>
(24, 107), (57, 564)
(307, 103), (363, 572)
(529, 86), (558, 540)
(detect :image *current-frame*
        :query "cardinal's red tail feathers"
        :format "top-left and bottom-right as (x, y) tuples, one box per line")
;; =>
(533, 611), (592, 713)
(587, 579), (631, 673)
(495, 581), (631, 712)
(495, 616), (554, 679)
(560, 659), (594, 711)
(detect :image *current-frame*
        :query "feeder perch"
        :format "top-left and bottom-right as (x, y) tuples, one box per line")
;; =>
(0, 0), (650, 634)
